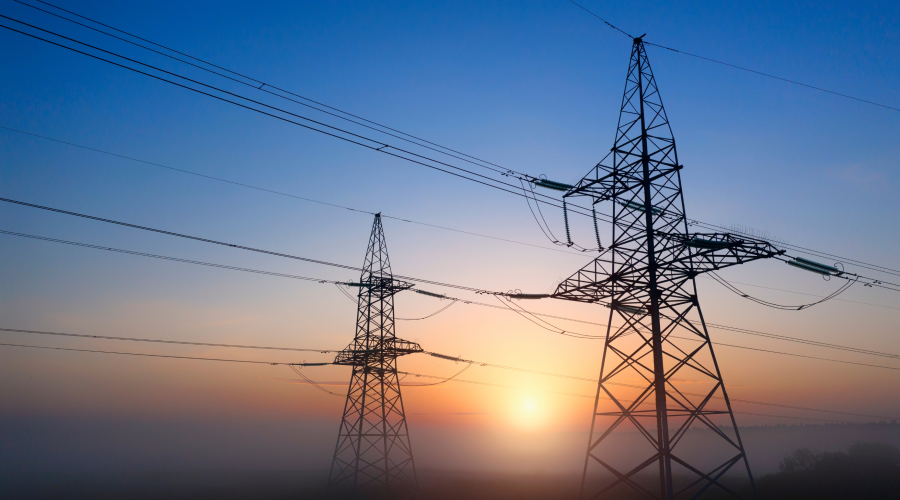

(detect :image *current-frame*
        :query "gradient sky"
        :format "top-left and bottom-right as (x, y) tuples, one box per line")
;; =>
(0, 0), (898, 476)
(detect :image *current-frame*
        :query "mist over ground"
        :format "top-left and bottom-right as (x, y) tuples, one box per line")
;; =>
(2, 418), (898, 498)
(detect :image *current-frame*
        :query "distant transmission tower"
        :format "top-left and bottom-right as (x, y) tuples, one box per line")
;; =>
(553, 37), (783, 499)
(327, 214), (422, 499)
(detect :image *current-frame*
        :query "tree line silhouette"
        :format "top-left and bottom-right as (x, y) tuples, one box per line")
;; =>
(757, 442), (900, 499)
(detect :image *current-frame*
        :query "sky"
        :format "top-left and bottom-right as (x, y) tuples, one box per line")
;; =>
(0, 0), (898, 478)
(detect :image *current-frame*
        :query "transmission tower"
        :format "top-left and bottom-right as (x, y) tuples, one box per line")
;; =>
(553, 37), (783, 499)
(327, 214), (423, 499)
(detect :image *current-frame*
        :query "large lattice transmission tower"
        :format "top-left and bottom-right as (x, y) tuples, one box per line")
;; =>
(327, 214), (423, 499)
(553, 37), (783, 499)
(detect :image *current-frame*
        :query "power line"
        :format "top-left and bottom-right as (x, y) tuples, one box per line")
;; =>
(4, 126), (899, 311)
(0, 341), (307, 366)
(8, 193), (898, 310)
(289, 365), (343, 396)
(0, 16), (595, 222)
(5, 15), (900, 284)
(705, 322), (900, 361)
(0, 228), (360, 284)
(569, 0), (900, 113)
(492, 295), (603, 339)
(0, 229), (603, 330)
(567, 0), (633, 39)
(707, 339), (900, 372)
(698, 275), (900, 311)
(4, 223), (900, 364)
(0, 125), (582, 256)
(644, 40), (900, 113)
(0, 327), (337, 353)
(400, 372), (858, 423)
(15, 0), (523, 179)
(396, 300), (458, 321)
(708, 269), (858, 311)
(2, 326), (896, 421)
(766, 254), (900, 294)
(400, 362), (474, 387)
(17, 0), (900, 281)
(732, 412), (849, 424)
(333, 281), (460, 321)
(0, 197), (508, 295)
(693, 220), (900, 280)
(430, 353), (900, 421)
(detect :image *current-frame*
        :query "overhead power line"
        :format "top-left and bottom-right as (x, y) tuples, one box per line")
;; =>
(568, 0), (900, 113)
(3, 14), (900, 281)
(289, 365), (344, 396)
(4, 216), (900, 361)
(0, 228), (362, 284)
(698, 275), (900, 311)
(709, 269), (858, 311)
(0, 125), (582, 256)
(402, 373), (858, 424)
(0, 229), (604, 331)
(4, 126), (899, 308)
(0, 197), (509, 295)
(12, 224), (896, 359)
(643, 40), (900, 113)
(4, 220), (900, 367)
(6, 195), (898, 301)
(14, 0), (523, 179)
(1, 330), (895, 422)
(0, 341), (310, 366)
(667, 334), (900, 372)
(430, 352), (900, 421)
(692, 219), (900, 280)
(0, 16), (598, 223)
(705, 321), (900, 361)
(0, 327), (337, 353)
(567, 0), (633, 39)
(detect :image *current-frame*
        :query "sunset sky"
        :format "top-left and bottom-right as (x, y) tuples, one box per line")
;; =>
(1, 0), (898, 477)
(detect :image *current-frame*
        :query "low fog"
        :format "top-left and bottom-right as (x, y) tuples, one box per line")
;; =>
(2, 416), (898, 498)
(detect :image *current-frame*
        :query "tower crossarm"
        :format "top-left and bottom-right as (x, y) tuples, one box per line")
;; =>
(344, 276), (415, 298)
(332, 337), (423, 366)
(671, 232), (784, 275)
(563, 152), (683, 203)
(551, 233), (783, 304)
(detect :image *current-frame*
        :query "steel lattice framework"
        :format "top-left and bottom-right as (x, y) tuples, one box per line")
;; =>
(553, 37), (783, 500)
(327, 214), (422, 499)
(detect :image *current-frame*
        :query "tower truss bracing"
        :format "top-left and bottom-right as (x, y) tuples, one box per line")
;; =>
(327, 214), (422, 499)
(553, 37), (782, 500)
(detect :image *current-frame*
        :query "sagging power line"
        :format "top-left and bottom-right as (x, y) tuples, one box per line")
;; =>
(0, 124), (582, 256)
(4, 195), (896, 297)
(3, 9), (899, 281)
(4, 222), (900, 360)
(568, 0), (900, 113)
(5, 127), (899, 311)
(0, 15), (596, 223)
(1, 6), (898, 494)
(0, 328), (898, 420)
(11, 0), (526, 179)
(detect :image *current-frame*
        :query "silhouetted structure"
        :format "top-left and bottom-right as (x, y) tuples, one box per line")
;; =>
(554, 37), (782, 499)
(327, 214), (422, 498)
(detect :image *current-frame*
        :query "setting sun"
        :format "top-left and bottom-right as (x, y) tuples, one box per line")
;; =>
(1, 1), (896, 498)
(510, 394), (547, 431)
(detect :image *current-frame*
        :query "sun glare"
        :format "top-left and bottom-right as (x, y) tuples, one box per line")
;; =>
(510, 394), (545, 431)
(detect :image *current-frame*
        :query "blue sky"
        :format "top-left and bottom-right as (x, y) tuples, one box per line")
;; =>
(0, 0), (898, 475)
